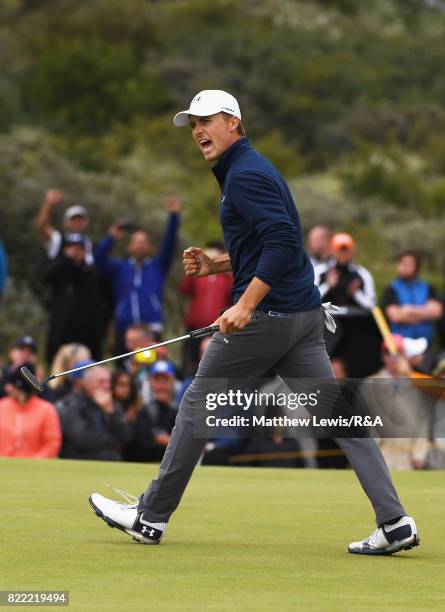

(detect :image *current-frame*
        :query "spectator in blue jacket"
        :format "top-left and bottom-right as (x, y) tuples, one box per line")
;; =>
(94, 197), (181, 348)
(0, 239), (8, 297)
(382, 251), (442, 347)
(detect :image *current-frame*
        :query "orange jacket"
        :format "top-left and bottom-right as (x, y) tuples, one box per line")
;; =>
(0, 395), (62, 458)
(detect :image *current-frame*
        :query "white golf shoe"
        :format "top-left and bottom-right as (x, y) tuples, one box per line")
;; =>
(348, 515), (419, 555)
(89, 489), (166, 545)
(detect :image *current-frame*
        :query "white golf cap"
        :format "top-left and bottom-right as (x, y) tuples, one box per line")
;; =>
(173, 90), (241, 127)
(64, 205), (88, 221)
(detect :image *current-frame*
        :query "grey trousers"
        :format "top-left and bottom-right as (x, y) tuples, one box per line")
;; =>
(138, 308), (406, 525)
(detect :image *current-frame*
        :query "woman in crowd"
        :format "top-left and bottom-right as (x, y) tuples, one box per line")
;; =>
(0, 363), (61, 458)
(112, 370), (142, 420)
(45, 343), (91, 402)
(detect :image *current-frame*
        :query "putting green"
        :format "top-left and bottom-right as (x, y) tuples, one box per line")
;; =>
(1, 458), (443, 611)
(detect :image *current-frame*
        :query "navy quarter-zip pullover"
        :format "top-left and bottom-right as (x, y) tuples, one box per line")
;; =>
(212, 138), (321, 313)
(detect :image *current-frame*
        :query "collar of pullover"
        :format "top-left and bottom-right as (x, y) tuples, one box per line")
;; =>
(212, 137), (252, 188)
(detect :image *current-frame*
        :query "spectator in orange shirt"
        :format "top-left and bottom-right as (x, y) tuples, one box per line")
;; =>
(0, 364), (62, 458)
(180, 241), (232, 376)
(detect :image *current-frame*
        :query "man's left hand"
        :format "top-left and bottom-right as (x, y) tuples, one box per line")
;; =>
(215, 303), (253, 334)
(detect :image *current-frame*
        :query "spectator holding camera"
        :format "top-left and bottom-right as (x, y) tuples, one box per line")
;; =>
(94, 197), (181, 348)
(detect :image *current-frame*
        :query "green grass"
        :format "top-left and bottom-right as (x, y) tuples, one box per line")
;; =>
(1, 459), (444, 611)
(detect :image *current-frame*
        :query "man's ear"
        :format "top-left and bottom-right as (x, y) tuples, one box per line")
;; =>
(229, 116), (240, 132)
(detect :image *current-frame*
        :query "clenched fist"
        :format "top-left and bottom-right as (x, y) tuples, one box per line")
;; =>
(165, 196), (182, 214)
(183, 247), (213, 277)
(45, 189), (63, 206)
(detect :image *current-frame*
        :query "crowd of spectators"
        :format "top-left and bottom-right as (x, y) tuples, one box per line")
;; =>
(0, 192), (444, 470)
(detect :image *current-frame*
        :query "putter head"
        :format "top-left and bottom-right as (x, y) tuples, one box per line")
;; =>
(20, 366), (44, 392)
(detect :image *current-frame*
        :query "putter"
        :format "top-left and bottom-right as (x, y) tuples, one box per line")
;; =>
(20, 324), (220, 392)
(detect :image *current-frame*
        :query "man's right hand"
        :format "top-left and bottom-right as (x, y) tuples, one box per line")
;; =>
(108, 220), (126, 240)
(45, 189), (63, 206)
(183, 247), (213, 277)
(327, 268), (340, 289)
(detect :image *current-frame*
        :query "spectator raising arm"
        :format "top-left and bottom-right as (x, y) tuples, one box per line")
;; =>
(155, 197), (182, 273)
(36, 188), (64, 243)
(93, 221), (126, 276)
(95, 200), (182, 340)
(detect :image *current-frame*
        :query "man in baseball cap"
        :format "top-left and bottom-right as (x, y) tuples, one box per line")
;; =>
(0, 337), (41, 397)
(314, 232), (376, 310)
(63, 206), (88, 223)
(63, 232), (86, 246)
(91, 89), (419, 558)
(14, 335), (38, 354)
(173, 90), (245, 161)
(173, 90), (242, 126)
(150, 360), (176, 377)
(330, 232), (356, 252)
(36, 190), (94, 264)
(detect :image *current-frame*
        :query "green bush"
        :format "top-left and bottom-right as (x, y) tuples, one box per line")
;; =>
(25, 40), (173, 134)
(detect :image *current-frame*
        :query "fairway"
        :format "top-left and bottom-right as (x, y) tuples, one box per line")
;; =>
(1, 458), (444, 611)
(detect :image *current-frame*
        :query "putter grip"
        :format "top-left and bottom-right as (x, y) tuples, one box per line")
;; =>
(189, 324), (220, 339)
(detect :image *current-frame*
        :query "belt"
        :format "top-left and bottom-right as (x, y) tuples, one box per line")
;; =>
(250, 310), (299, 319)
(267, 311), (299, 318)
(251, 303), (339, 333)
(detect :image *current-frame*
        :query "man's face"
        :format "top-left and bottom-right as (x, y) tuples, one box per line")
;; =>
(189, 113), (240, 161)
(334, 247), (354, 265)
(9, 346), (36, 366)
(150, 373), (174, 403)
(127, 231), (152, 260)
(308, 227), (331, 258)
(83, 367), (111, 396)
(397, 255), (417, 280)
(63, 244), (85, 265)
(125, 327), (154, 351)
(65, 215), (88, 233)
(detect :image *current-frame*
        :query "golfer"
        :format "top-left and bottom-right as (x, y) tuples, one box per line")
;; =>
(90, 90), (419, 555)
